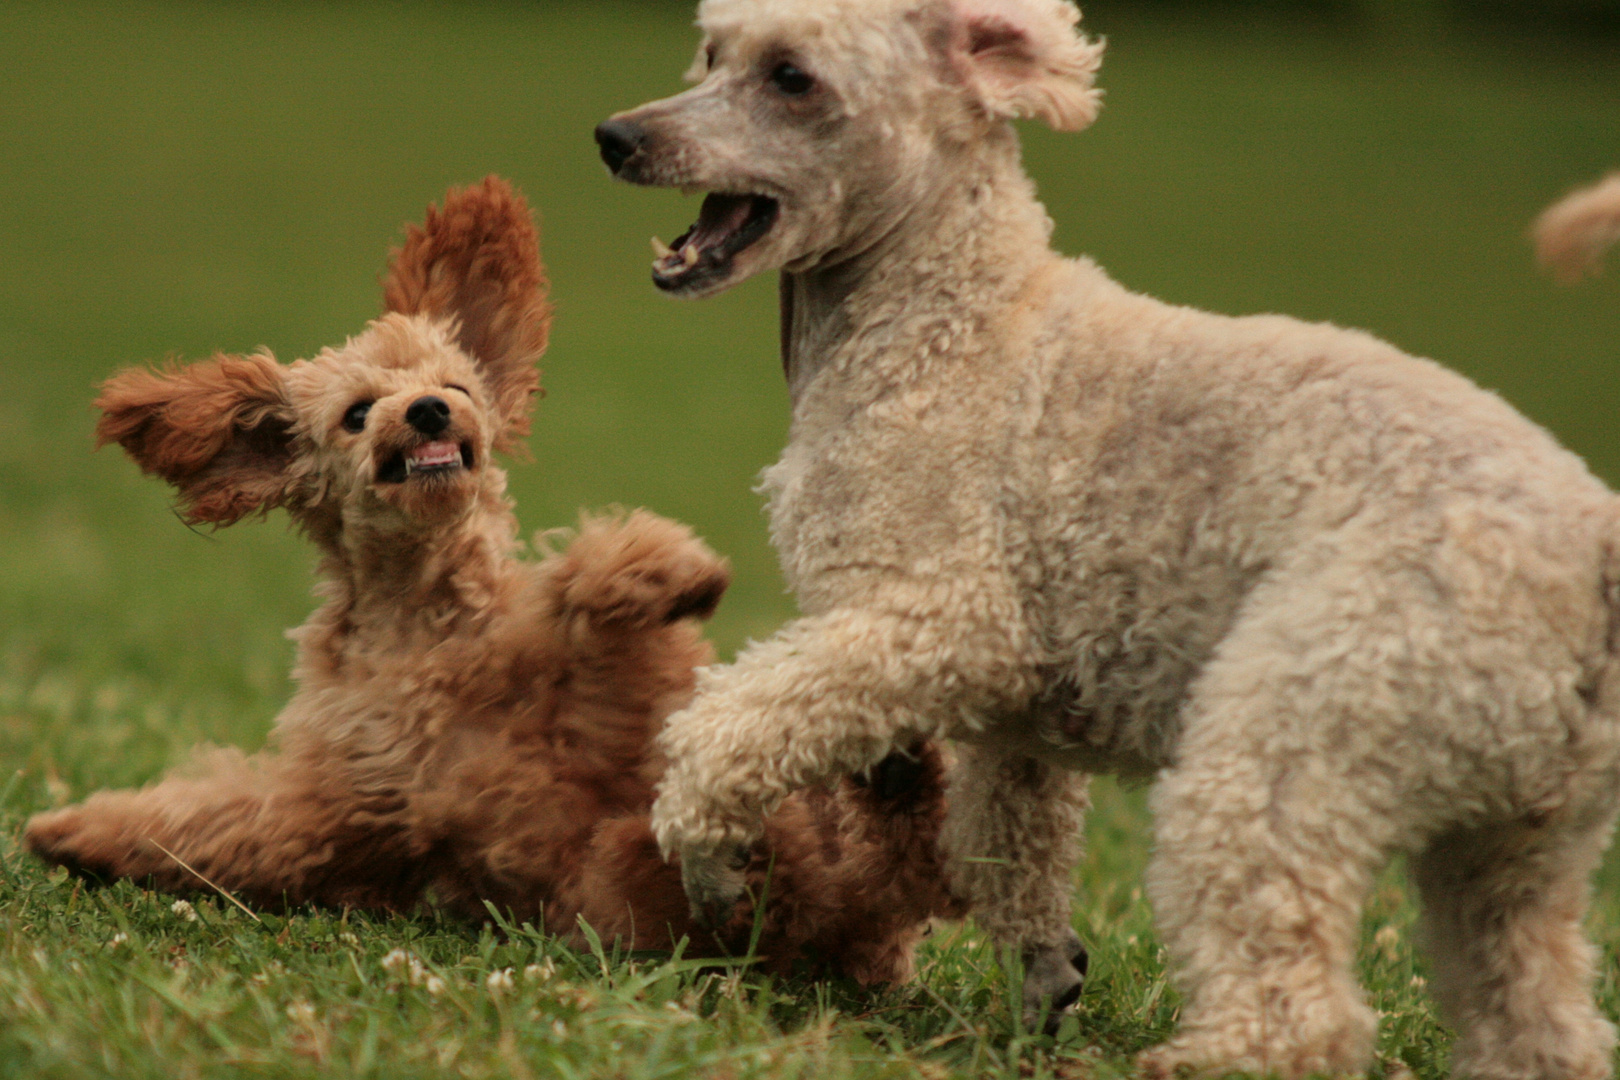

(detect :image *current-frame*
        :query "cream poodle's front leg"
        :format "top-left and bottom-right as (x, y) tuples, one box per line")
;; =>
(942, 743), (1091, 1032)
(652, 604), (1029, 925)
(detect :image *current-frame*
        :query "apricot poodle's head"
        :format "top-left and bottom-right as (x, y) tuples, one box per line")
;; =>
(95, 177), (551, 541)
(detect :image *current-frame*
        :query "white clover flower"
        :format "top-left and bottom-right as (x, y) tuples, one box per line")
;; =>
(423, 975), (446, 996)
(380, 949), (412, 976)
(107, 932), (129, 948)
(381, 948), (435, 987)
(523, 958), (556, 983)
(285, 1001), (316, 1024)
(486, 968), (515, 995)
(171, 899), (198, 923)
(1374, 924), (1401, 962)
(338, 932), (359, 947)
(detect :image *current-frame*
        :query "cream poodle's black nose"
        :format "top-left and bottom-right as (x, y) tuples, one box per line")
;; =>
(595, 119), (645, 176)
(405, 395), (451, 435)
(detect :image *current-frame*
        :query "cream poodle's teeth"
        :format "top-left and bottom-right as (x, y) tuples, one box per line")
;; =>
(681, 244), (700, 267)
(651, 236), (674, 260)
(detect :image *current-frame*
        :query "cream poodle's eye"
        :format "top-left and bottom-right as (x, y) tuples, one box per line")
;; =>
(770, 62), (814, 96)
(445, 384), (473, 398)
(341, 401), (373, 433)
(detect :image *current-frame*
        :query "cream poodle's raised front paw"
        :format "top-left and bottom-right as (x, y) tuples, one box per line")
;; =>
(678, 842), (750, 928)
(1022, 930), (1089, 1035)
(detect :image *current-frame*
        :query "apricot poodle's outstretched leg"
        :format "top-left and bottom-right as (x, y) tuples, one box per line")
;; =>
(24, 748), (419, 909)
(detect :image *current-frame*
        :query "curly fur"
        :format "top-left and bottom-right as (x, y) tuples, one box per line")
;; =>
(602, 2), (1620, 1073)
(25, 177), (961, 984)
(1535, 172), (1620, 283)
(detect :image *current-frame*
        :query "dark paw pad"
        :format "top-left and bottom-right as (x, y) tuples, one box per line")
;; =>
(1052, 948), (1088, 1012)
(858, 751), (926, 801)
(662, 572), (728, 623)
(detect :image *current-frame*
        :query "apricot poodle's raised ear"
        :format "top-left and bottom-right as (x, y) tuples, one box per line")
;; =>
(95, 353), (299, 526)
(939, 0), (1104, 132)
(382, 176), (551, 450)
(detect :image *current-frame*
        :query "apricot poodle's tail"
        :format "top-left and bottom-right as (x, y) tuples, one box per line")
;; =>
(1535, 173), (1620, 283)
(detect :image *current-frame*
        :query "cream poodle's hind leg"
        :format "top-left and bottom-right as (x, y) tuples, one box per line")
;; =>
(1141, 745), (1390, 1079)
(1413, 813), (1618, 1080)
(1137, 628), (1428, 1080)
(941, 743), (1091, 1034)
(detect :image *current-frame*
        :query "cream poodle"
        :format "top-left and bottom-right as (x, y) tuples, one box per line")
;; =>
(596, 2), (1620, 1076)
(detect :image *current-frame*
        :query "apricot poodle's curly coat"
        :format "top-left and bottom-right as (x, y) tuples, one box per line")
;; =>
(25, 178), (960, 984)
(599, 2), (1620, 1075)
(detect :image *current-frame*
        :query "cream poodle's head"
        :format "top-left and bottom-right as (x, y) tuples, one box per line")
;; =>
(95, 177), (551, 544)
(595, 0), (1102, 298)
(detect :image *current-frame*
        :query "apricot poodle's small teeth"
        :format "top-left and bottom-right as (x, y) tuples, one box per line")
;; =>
(681, 244), (701, 268)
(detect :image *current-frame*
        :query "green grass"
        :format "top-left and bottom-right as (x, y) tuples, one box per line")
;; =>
(0, 1), (1617, 1075)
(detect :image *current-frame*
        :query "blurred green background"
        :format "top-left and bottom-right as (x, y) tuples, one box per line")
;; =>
(0, 0), (1616, 795)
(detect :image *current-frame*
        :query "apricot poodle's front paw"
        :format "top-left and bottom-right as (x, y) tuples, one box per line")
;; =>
(678, 842), (750, 929)
(555, 511), (731, 627)
(1022, 930), (1089, 1036)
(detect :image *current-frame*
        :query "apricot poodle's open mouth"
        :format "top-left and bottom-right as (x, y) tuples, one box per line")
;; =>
(652, 193), (778, 294)
(376, 440), (474, 484)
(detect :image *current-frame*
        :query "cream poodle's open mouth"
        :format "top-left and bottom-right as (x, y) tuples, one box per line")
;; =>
(652, 193), (779, 294)
(376, 440), (475, 484)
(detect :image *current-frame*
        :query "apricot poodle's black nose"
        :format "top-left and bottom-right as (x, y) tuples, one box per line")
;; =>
(595, 119), (645, 176)
(405, 395), (451, 436)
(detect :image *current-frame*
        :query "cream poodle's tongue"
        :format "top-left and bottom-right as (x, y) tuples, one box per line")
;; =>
(406, 441), (460, 472)
(652, 193), (770, 276)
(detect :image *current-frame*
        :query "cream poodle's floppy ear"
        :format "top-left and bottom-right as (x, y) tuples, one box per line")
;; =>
(1534, 173), (1620, 284)
(943, 0), (1104, 132)
(95, 353), (299, 526)
(383, 176), (552, 451)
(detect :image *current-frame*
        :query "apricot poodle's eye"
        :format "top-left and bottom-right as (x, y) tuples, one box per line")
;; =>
(341, 401), (373, 433)
(445, 384), (472, 399)
(770, 61), (814, 96)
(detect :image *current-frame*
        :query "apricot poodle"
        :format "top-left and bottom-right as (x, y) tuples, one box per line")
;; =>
(25, 177), (960, 985)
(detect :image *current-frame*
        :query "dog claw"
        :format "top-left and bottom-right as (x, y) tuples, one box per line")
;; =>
(1022, 931), (1089, 1036)
(679, 842), (750, 929)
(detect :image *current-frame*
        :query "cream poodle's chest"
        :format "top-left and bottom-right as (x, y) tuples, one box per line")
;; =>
(762, 409), (1012, 595)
